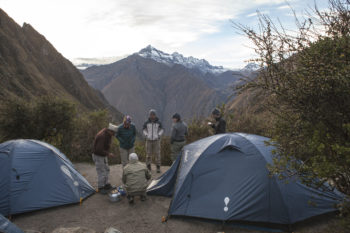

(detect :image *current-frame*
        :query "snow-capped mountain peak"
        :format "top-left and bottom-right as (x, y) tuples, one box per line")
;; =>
(241, 63), (260, 71)
(137, 45), (228, 74)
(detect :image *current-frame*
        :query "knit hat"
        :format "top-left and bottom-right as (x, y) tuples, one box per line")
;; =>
(129, 153), (139, 161)
(172, 113), (181, 121)
(149, 109), (157, 116)
(212, 108), (221, 116)
(124, 115), (132, 123)
(108, 123), (118, 132)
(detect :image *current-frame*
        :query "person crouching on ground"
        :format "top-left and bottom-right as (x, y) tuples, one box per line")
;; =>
(122, 153), (151, 204)
(208, 108), (226, 134)
(170, 113), (188, 162)
(143, 109), (164, 173)
(116, 115), (136, 167)
(92, 123), (118, 194)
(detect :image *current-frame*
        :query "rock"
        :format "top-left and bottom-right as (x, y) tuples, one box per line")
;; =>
(24, 231), (42, 233)
(104, 227), (122, 233)
(51, 227), (96, 233)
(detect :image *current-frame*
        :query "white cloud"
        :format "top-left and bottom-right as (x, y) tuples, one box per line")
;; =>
(246, 10), (269, 17)
(0, 0), (301, 67)
(278, 5), (291, 9)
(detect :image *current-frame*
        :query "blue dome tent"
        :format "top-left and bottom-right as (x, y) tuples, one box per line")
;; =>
(147, 133), (344, 225)
(0, 140), (95, 216)
(0, 213), (24, 233)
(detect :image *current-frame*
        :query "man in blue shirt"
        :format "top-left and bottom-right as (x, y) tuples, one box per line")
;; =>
(116, 115), (136, 166)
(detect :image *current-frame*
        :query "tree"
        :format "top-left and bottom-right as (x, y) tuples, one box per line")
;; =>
(234, 0), (350, 196)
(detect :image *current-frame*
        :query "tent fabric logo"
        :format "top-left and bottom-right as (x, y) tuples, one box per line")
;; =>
(224, 197), (230, 212)
(61, 165), (73, 180)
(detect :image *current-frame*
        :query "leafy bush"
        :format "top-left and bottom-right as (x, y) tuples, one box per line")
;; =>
(234, 0), (350, 196)
(134, 137), (172, 166)
(0, 96), (76, 153)
(0, 96), (121, 163)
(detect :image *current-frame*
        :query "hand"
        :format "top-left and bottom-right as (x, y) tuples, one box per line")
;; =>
(108, 153), (115, 158)
(208, 122), (213, 126)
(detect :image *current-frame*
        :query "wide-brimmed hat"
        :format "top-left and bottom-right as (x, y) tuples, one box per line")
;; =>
(108, 123), (118, 132)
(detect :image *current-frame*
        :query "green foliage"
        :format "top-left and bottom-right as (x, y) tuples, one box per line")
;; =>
(187, 118), (212, 143)
(134, 137), (172, 166)
(0, 96), (121, 163)
(71, 109), (120, 163)
(235, 0), (350, 197)
(0, 96), (76, 154)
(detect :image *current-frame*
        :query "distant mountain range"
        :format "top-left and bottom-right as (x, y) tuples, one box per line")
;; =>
(80, 46), (258, 131)
(138, 45), (229, 74)
(0, 9), (123, 122)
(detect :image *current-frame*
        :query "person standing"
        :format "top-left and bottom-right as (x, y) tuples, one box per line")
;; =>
(122, 153), (151, 204)
(116, 115), (136, 167)
(92, 123), (118, 194)
(170, 113), (188, 162)
(143, 109), (164, 173)
(209, 108), (226, 134)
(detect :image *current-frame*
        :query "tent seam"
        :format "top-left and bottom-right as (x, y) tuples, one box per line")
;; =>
(236, 133), (292, 224)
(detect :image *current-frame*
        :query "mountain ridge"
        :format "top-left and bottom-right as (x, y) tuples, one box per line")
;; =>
(0, 8), (123, 121)
(81, 53), (229, 131)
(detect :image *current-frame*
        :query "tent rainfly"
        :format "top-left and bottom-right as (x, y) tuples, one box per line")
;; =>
(0, 139), (95, 216)
(147, 133), (345, 225)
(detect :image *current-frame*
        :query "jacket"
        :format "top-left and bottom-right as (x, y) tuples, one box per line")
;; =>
(171, 121), (188, 144)
(116, 123), (136, 150)
(142, 118), (164, 141)
(93, 128), (112, 157)
(211, 117), (226, 134)
(122, 160), (151, 194)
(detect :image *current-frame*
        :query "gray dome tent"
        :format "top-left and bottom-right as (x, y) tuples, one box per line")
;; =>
(0, 140), (95, 216)
(147, 133), (344, 225)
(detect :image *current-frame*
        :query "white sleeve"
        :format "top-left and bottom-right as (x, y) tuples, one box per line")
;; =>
(158, 128), (164, 137)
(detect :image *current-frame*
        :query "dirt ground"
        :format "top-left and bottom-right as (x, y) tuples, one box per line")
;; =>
(12, 163), (338, 233)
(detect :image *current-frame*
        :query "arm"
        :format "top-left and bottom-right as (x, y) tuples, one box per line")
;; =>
(170, 125), (176, 144)
(218, 119), (226, 133)
(158, 122), (164, 137)
(115, 127), (125, 146)
(103, 135), (112, 156)
(131, 125), (136, 145)
(142, 122), (148, 137)
(145, 168), (151, 180)
(122, 170), (126, 184)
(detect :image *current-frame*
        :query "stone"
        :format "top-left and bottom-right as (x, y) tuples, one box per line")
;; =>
(51, 227), (96, 233)
(104, 227), (122, 233)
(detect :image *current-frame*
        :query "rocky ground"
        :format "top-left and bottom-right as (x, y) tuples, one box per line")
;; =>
(12, 163), (340, 233)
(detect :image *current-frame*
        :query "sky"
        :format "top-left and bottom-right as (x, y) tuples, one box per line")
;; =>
(0, 0), (329, 69)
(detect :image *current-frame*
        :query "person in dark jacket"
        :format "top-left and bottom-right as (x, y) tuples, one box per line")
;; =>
(209, 108), (226, 134)
(116, 115), (136, 167)
(143, 109), (164, 173)
(170, 113), (188, 162)
(92, 123), (118, 194)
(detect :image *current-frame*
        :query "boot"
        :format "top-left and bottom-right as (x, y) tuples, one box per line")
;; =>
(147, 164), (151, 171)
(157, 165), (161, 173)
(128, 195), (134, 204)
(98, 187), (108, 195)
(104, 183), (115, 191)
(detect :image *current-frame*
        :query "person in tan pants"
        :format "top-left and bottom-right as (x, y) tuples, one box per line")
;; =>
(142, 109), (164, 173)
